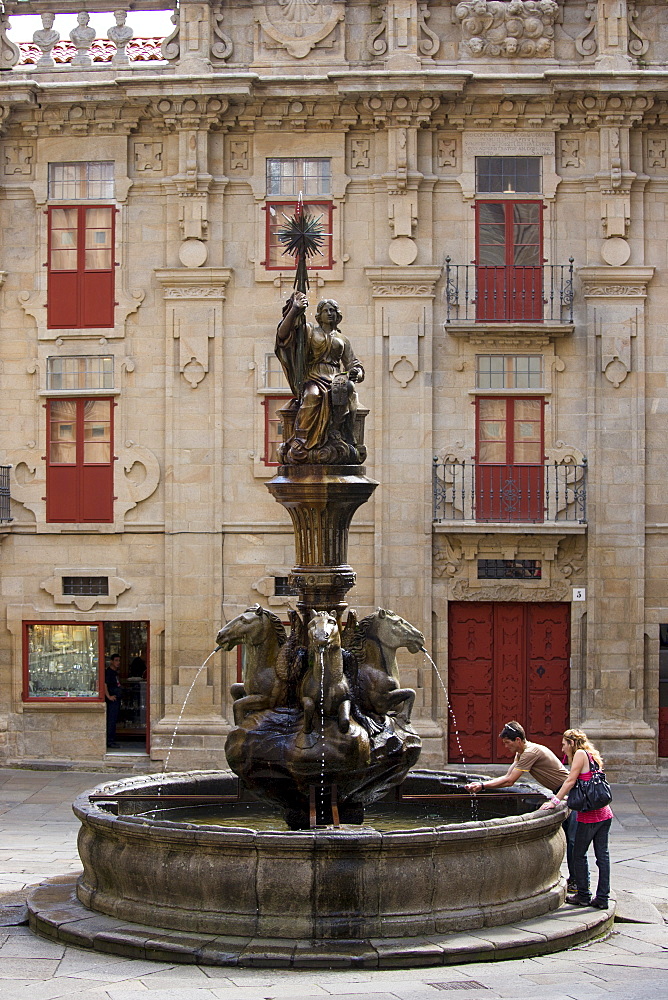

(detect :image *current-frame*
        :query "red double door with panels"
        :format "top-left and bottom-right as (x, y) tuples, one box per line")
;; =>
(448, 602), (570, 763)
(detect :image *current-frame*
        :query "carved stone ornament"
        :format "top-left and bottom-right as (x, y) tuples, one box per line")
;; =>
(455, 0), (559, 59)
(255, 1), (345, 59)
(0, 12), (20, 69)
(156, 268), (232, 389)
(9, 439), (160, 527)
(32, 12), (60, 67)
(107, 10), (134, 66)
(69, 12), (96, 67)
(41, 570), (131, 612)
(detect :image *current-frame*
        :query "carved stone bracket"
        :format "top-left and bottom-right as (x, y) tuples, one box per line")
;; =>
(254, 1), (345, 62)
(581, 266), (654, 388)
(454, 0), (559, 59)
(366, 267), (441, 388)
(156, 268), (232, 389)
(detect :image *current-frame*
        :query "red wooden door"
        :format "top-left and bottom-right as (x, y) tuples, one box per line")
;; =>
(475, 397), (544, 521)
(448, 602), (570, 763)
(475, 201), (543, 321)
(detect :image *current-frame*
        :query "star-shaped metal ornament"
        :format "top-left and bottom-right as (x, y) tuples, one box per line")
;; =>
(277, 193), (330, 292)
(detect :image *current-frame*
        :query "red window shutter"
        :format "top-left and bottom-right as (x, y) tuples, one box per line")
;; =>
(47, 205), (115, 329)
(81, 206), (114, 328)
(47, 206), (80, 329)
(46, 398), (114, 523)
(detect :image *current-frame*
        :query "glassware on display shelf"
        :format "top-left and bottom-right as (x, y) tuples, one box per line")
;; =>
(25, 624), (101, 699)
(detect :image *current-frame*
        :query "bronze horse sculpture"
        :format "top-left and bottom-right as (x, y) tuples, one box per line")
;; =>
(216, 604), (287, 726)
(300, 610), (351, 735)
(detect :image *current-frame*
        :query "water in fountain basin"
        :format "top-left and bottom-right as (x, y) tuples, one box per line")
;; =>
(422, 649), (478, 821)
(161, 646), (221, 775)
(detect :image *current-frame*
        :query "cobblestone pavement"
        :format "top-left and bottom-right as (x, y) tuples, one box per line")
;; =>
(0, 768), (665, 1000)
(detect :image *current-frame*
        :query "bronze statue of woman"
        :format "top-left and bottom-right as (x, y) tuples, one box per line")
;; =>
(275, 290), (366, 465)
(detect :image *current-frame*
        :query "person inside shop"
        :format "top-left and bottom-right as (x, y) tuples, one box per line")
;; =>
(128, 656), (147, 680)
(105, 653), (122, 749)
(465, 720), (578, 891)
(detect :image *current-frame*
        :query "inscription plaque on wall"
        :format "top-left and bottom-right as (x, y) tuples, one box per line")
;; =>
(463, 132), (555, 158)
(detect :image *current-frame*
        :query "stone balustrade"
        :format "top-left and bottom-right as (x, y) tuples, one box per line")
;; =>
(0, 1), (659, 76)
(0, 0), (232, 72)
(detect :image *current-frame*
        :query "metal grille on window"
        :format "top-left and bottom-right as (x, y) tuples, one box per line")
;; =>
(477, 560), (541, 580)
(475, 156), (541, 194)
(274, 577), (298, 597)
(48, 161), (115, 201)
(62, 576), (109, 596)
(47, 356), (114, 391)
(476, 355), (542, 390)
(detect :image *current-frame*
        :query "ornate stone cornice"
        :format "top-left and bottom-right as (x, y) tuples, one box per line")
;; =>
(579, 266), (654, 298)
(155, 268), (233, 298)
(365, 266), (441, 297)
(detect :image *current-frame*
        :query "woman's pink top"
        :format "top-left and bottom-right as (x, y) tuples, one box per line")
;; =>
(576, 769), (614, 823)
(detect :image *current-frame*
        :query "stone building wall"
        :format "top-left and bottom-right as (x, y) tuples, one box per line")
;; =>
(0, 0), (665, 774)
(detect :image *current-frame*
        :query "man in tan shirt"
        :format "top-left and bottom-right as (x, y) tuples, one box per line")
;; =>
(465, 720), (576, 890)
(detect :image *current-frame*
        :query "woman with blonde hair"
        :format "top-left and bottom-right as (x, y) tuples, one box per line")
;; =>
(540, 728), (613, 909)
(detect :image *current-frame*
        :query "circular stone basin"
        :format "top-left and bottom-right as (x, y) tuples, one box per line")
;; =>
(73, 769), (567, 941)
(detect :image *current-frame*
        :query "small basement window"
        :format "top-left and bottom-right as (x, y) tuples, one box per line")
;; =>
(62, 576), (109, 596)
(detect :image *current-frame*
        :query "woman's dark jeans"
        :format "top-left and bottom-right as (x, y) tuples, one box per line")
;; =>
(573, 817), (612, 903)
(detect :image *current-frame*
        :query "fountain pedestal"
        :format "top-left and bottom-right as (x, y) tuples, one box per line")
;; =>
(266, 463), (376, 617)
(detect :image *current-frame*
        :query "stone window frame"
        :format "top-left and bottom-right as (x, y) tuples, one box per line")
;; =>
(250, 343), (292, 479)
(19, 136), (143, 342)
(248, 133), (349, 287)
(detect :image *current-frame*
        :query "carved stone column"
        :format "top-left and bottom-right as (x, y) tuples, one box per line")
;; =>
(152, 268), (232, 768)
(366, 266), (443, 765)
(579, 266), (655, 772)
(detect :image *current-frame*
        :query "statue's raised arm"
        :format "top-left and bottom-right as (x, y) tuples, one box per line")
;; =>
(275, 293), (367, 466)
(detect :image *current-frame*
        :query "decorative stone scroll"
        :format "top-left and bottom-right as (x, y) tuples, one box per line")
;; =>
(254, 0), (345, 60)
(576, 0), (649, 68)
(367, 1), (440, 69)
(0, 12), (20, 69)
(455, 0), (559, 59)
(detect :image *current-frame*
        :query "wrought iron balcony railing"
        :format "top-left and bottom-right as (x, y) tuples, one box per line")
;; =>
(0, 466), (12, 523)
(433, 459), (587, 525)
(444, 259), (575, 324)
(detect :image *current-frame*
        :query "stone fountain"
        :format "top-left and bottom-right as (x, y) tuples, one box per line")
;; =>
(27, 209), (613, 967)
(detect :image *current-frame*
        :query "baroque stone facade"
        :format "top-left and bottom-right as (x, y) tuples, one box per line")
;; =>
(0, 0), (665, 775)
